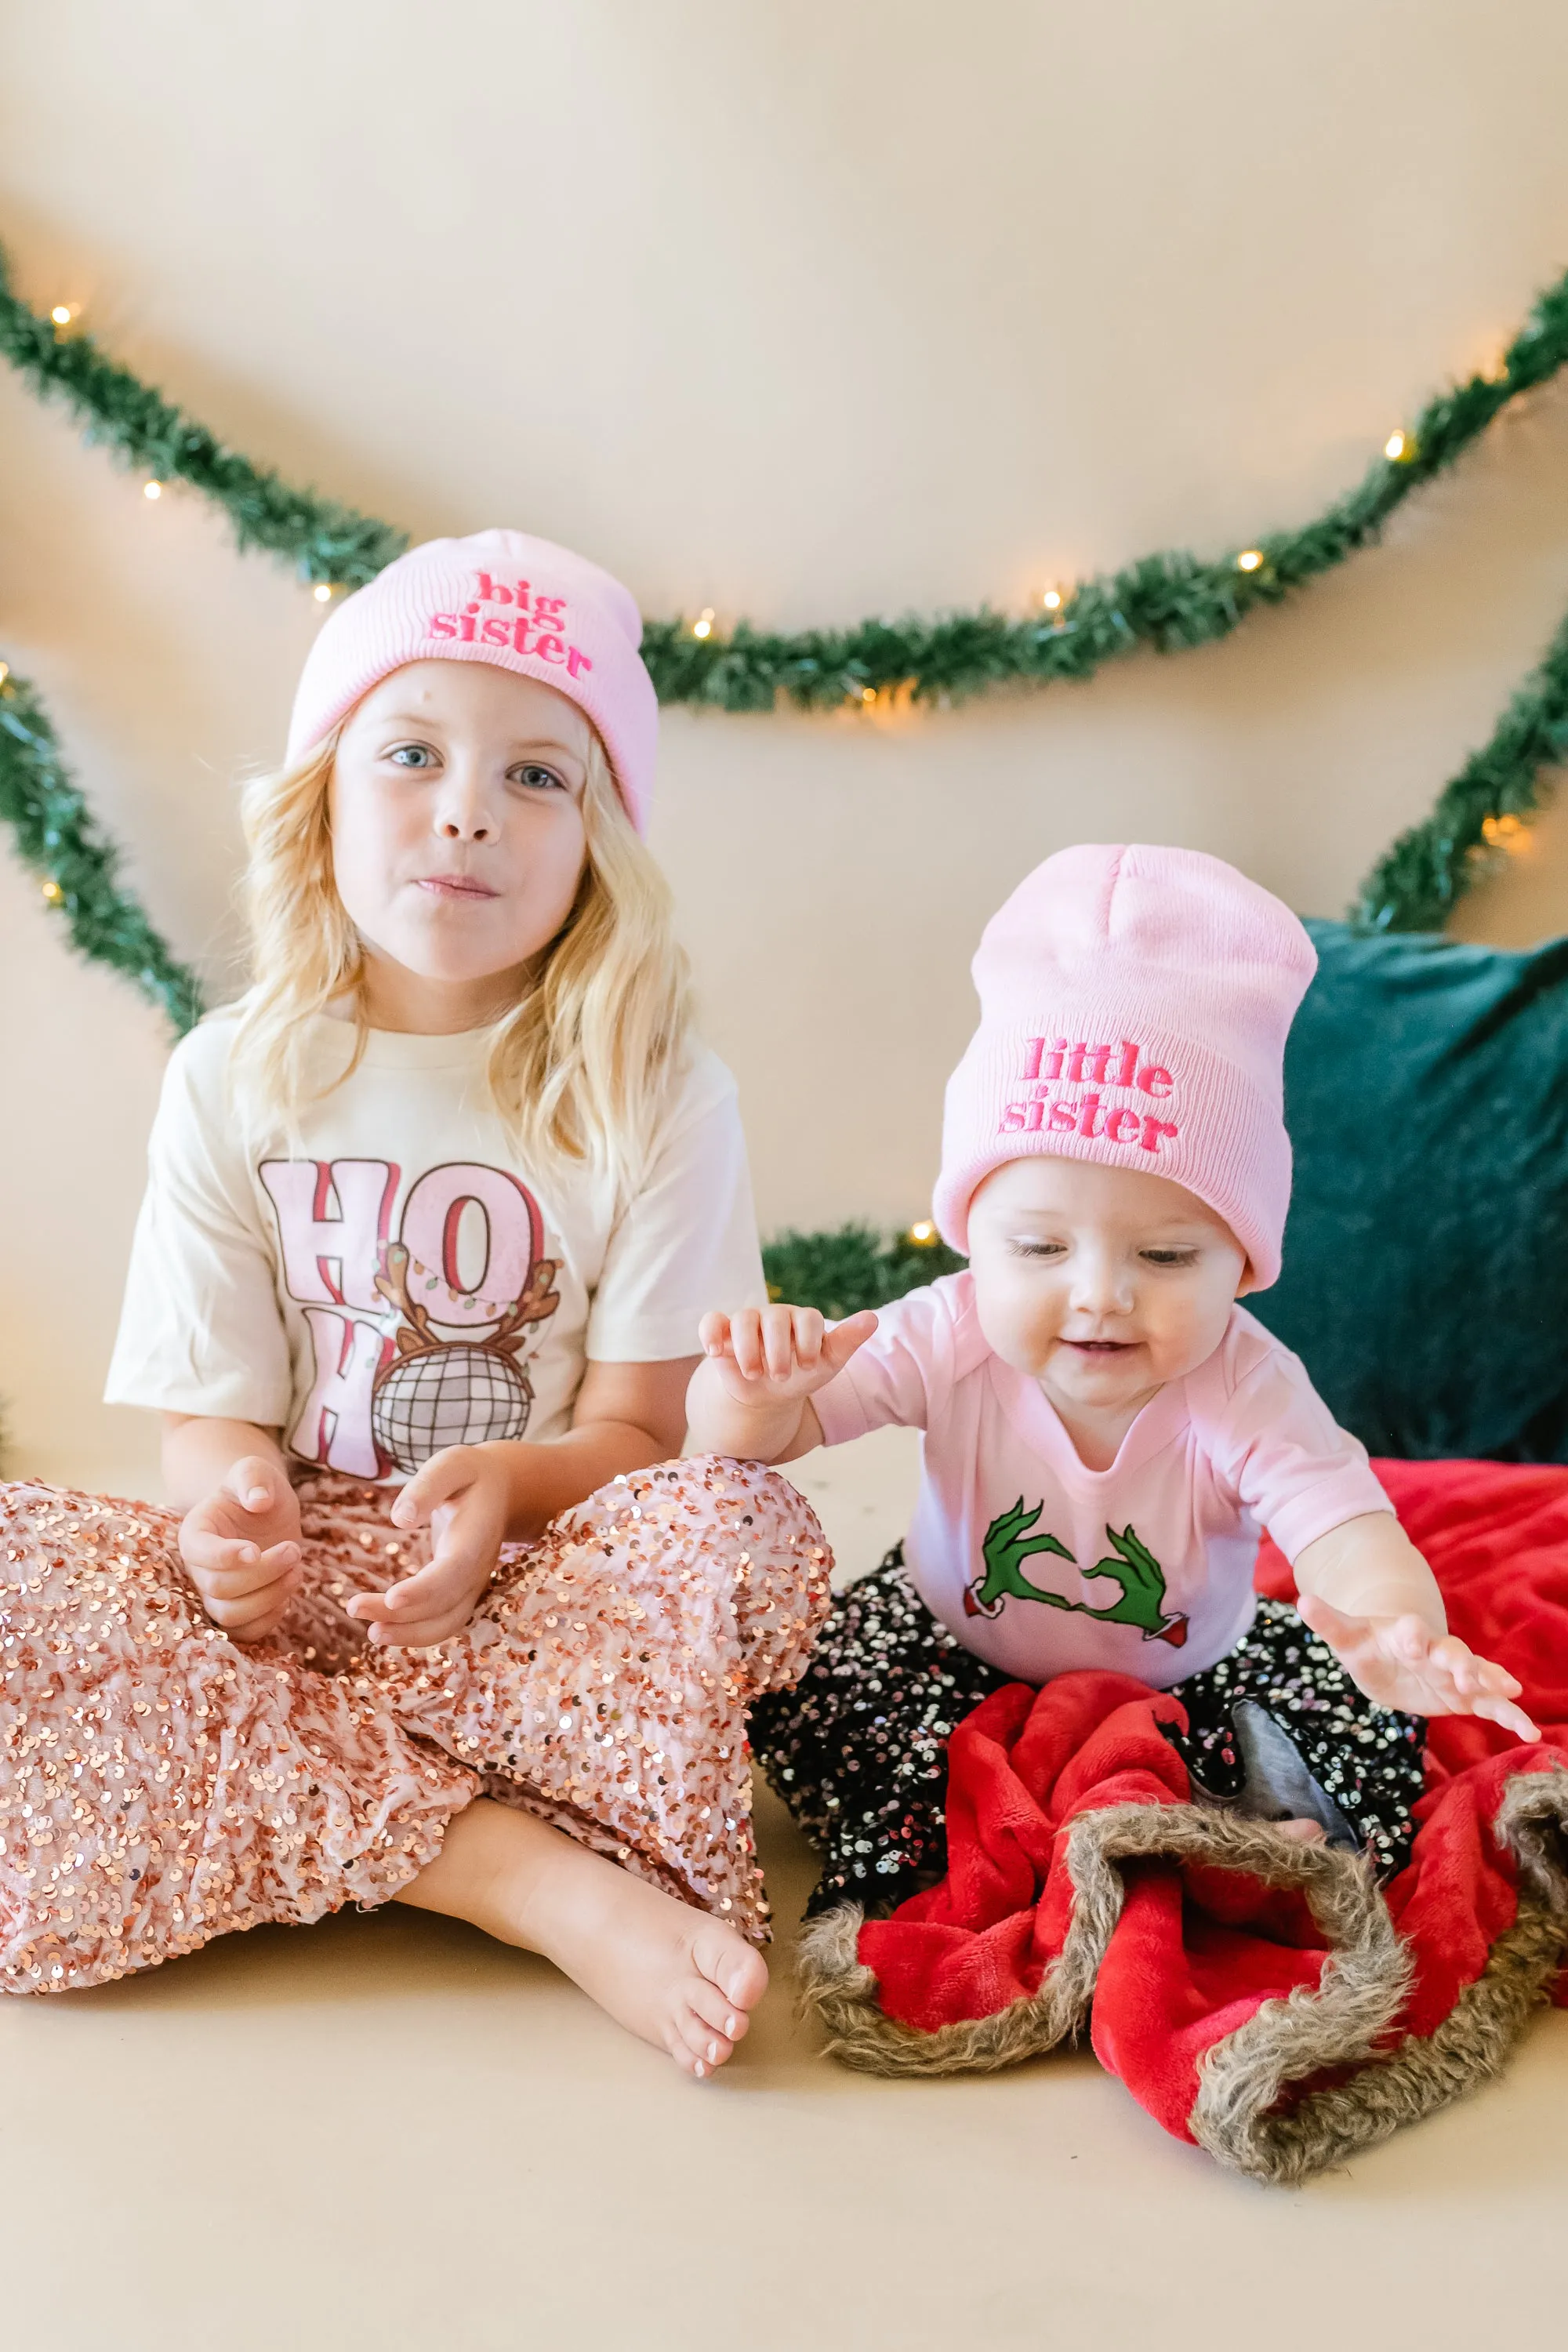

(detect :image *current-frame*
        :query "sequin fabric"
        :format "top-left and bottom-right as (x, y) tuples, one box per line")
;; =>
(0, 1457), (830, 1994)
(1163, 1596), (1425, 1872)
(365, 1457), (833, 1937)
(750, 1548), (1007, 1917)
(0, 1479), (475, 1995)
(751, 1548), (1425, 1917)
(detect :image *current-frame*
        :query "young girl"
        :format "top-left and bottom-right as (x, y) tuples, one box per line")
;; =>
(688, 843), (1534, 1918)
(0, 529), (830, 2074)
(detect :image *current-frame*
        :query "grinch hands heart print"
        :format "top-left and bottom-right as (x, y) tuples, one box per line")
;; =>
(259, 1158), (561, 1477)
(964, 1501), (1189, 1647)
(105, 1015), (767, 1483)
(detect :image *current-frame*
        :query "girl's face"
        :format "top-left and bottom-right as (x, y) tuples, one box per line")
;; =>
(329, 660), (595, 1024)
(966, 1154), (1247, 1428)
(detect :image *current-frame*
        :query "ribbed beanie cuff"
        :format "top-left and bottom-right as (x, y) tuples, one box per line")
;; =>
(932, 846), (1317, 1288)
(286, 529), (658, 833)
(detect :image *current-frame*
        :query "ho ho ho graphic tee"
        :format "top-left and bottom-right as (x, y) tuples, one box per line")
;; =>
(811, 1272), (1392, 1686)
(107, 1007), (765, 1483)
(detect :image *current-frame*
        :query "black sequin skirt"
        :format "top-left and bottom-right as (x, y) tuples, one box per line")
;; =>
(750, 1548), (1426, 1918)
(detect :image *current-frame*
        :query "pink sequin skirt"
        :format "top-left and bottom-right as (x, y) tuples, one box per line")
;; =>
(0, 1457), (832, 1994)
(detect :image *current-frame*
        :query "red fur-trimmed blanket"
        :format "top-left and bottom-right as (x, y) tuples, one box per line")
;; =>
(796, 1461), (1568, 2181)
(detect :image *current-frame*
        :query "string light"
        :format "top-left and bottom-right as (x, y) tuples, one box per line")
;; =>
(312, 583), (334, 604)
(860, 686), (877, 706)
(41, 879), (63, 904)
(1385, 430), (1414, 462)
(1041, 588), (1063, 611)
(0, 662), (9, 690)
(907, 1220), (938, 1246)
(143, 480), (162, 500)
(692, 607), (715, 640)
(1481, 813), (1529, 851)
(1236, 549), (1264, 573)
(49, 303), (78, 328)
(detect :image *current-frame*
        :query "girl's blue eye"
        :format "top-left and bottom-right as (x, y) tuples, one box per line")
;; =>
(388, 743), (437, 768)
(514, 763), (564, 792)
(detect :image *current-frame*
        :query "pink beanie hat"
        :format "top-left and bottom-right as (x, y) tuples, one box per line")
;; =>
(932, 844), (1317, 1288)
(287, 529), (658, 833)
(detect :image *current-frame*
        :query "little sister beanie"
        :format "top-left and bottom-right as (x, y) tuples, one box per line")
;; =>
(287, 529), (659, 833)
(931, 844), (1318, 1287)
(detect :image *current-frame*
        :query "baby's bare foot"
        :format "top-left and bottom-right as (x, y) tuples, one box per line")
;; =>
(397, 1795), (768, 2074)
(1274, 1817), (1327, 1845)
(517, 1835), (768, 2076)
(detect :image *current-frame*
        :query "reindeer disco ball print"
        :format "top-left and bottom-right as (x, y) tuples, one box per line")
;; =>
(372, 1344), (532, 1474)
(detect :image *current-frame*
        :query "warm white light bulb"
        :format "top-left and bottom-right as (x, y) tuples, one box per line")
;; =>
(313, 583), (333, 604)
(908, 1220), (938, 1245)
(1385, 430), (1409, 461)
(1042, 588), (1062, 611)
(143, 481), (163, 500)
(1236, 548), (1263, 572)
(51, 304), (74, 327)
(692, 607), (715, 640)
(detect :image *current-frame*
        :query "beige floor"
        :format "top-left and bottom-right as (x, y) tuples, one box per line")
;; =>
(4, 1429), (1565, 2351)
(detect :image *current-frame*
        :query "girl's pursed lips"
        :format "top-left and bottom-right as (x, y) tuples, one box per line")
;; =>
(415, 874), (499, 900)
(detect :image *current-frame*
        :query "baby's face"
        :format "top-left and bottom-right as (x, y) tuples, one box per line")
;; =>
(966, 1155), (1247, 1420)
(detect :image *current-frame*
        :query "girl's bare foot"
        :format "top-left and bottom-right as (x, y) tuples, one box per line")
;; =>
(395, 1798), (768, 2076)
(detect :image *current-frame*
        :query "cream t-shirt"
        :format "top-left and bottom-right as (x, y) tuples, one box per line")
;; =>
(106, 1009), (765, 1483)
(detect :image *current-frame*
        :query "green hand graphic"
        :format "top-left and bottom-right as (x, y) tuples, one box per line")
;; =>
(964, 1510), (1189, 1646)
(1080, 1524), (1189, 1647)
(964, 1497), (1076, 1620)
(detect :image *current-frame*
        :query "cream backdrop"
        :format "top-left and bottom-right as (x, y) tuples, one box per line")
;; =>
(2, 0), (1568, 1492)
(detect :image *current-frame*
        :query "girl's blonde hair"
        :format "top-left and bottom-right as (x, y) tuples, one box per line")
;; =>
(229, 729), (691, 1193)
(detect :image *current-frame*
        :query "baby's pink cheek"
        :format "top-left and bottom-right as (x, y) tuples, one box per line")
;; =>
(994, 1305), (1058, 1376)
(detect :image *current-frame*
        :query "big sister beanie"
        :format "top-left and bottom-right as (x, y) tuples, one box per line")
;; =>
(286, 529), (659, 833)
(931, 844), (1317, 1287)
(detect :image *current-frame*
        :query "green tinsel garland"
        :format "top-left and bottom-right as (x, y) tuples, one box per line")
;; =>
(0, 249), (406, 589)
(1355, 600), (1568, 931)
(639, 271), (1568, 713)
(2, 231), (1567, 1062)
(5, 238), (1567, 702)
(0, 665), (204, 1032)
(762, 1222), (966, 1318)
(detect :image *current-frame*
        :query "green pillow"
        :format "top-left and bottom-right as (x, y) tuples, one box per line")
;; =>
(1247, 919), (1568, 1461)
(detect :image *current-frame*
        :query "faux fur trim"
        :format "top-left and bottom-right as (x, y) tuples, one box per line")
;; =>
(796, 1800), (1393, 2081)
(793, 1769), (1568, 2185)
(1193, 1764), (1568, 2183)
(795, 1881), (1098, 2078)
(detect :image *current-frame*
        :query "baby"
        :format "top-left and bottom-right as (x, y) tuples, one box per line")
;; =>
(687, 844), (1534, 1915)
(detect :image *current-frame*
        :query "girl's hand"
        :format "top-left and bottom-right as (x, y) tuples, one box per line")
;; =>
(699, 1305), (877, 1403)
(178, 1454), (303, 1642)
(347, 1444), (512, 1647)
(1296, 1592), (1539, 1741)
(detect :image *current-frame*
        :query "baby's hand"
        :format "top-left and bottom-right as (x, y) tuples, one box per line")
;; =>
(347, 1443), (512, 1648)
(1296, 1592), (1539, 1742)
(699, 1305), (878, 1404)
(179, 1455), (303, 1642)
